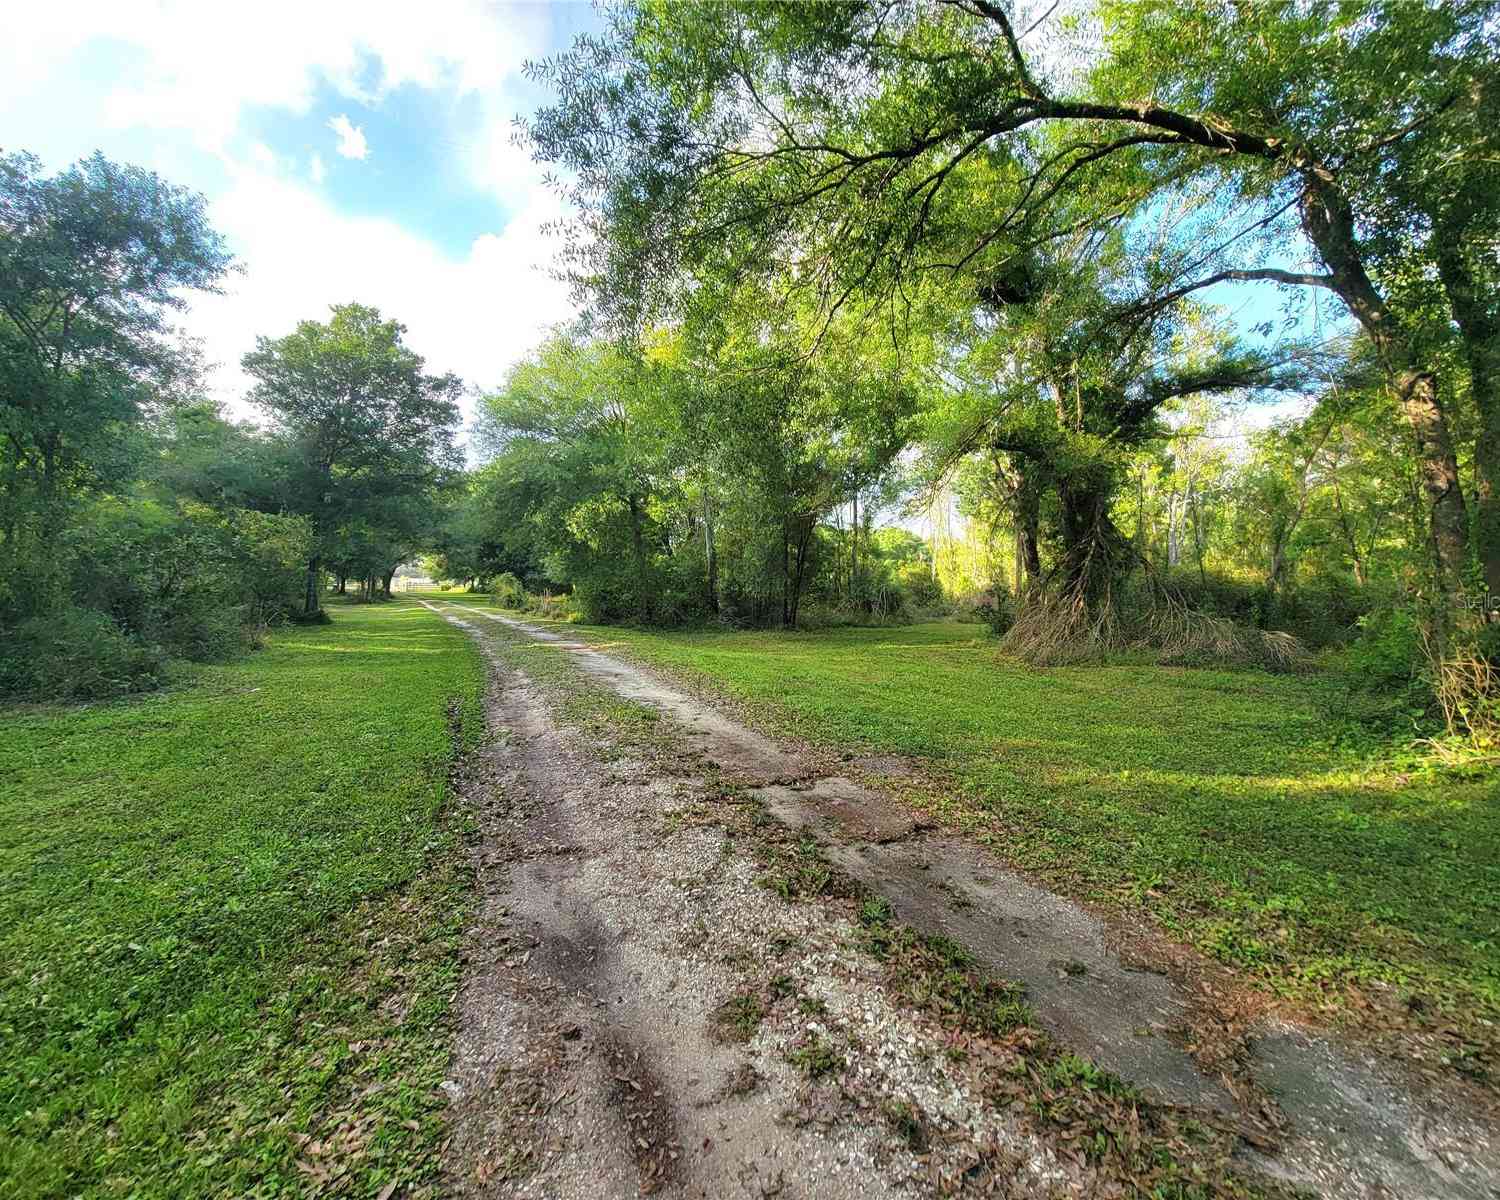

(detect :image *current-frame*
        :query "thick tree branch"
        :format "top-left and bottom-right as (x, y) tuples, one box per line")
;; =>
(1110, 266), (1336, 330)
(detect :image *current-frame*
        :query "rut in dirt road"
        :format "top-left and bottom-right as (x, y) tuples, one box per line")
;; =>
(427, 600), (1500, 1200)
(435, 607), (1069, 1198)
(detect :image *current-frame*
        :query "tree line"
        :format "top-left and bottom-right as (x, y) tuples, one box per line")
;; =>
(5, 0), (1496, 750)
(0, 152), (461, 700)
(436, 0), (1494, 747)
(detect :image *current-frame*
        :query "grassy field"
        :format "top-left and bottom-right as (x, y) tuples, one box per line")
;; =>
(0, 600), (485, 1200)
(439, 598), (1499, 1058)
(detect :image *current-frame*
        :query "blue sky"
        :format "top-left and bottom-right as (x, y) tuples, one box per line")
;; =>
(1, 2), (603, 414)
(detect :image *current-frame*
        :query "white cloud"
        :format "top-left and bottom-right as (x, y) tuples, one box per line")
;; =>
(326, 114), (368, 160)
(249, 141), (278, 171)
(195, 161), (574, 423)
(6, 1), (554, 156)
(2, 2), (580, 428)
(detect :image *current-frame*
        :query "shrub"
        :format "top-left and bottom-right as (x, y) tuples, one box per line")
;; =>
(491, 571), (526, 608)
(976, 583), (1016, 638)
(1345, 606), (1424, 692)
(571, 570), (646, 623)
(895, 560), (944, 609)
(522, 592), (580, 622)
(1145, 569), (1372, 648)
(0, 607), (168, 701)
(230, 510), (312, 627)
(159, 600), (250, 662)
(1425, 646), (1499, 759)
(0, 498), (310, 702)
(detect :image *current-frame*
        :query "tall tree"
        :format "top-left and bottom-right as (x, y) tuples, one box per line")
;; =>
(919, 229), (1305, 624)
(1357, 52), (1500, 603)
(474, 335), (673, 623)
(0, 150), (230, 619)
(242, 303), (462, 615)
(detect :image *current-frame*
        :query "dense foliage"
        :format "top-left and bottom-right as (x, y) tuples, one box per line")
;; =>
(464, 0), (1499, 752)
(5, 1), (1496, 748)
(0, 155), (462, 700)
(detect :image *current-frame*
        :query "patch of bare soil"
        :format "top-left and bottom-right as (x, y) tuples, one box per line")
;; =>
(429, 602), (1500, 1200)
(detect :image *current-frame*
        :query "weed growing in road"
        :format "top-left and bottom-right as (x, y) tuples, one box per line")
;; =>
(711, 991), (769, 1044)
(758, 833), (862, 901)
(857, 901), (1033, 1039)
(883, 1099), (930, 1152)
(787, 1034), (844, 1079)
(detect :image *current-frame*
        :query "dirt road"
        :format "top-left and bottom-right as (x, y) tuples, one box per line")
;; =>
(423, 600), (1499, 1199)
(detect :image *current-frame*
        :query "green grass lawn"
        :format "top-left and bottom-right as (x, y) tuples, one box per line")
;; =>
(441, 599), (1499, 1059)
(0, 599), (485, 1200)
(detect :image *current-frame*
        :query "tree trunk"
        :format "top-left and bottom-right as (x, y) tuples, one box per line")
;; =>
(1166, 488), (1182, 568)
(382, 569), (395, 598)
(1057, 475), (1131, 616)
(1267, 541), (1287, 597)
(1014, 473), (1042, 593)
(1333, 481), (1366, 587)
(850, 490), (859, 601)
(1188, 483), (1208, 586)
(1134, 469), (1147, 552)
(627, 493), (650, 622)
(1398, 368), (1469, 610)
(1300, 173), (1469, 612)
(1476, 388), (1500, 615)
(335, 572), (347, 595)
(702, 491), (719, 614)
(1434, 216), (1499, 610)
(786, 519), (798, 624)
(304, 556), (321, 615)
(786, 516), (814, 628)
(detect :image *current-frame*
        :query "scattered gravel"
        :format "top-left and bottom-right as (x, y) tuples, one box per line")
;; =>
(427, 601), (1500, 1200)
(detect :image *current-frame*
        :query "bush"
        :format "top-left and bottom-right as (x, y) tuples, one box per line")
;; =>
(0, 497), (310, 702)
(1345, 606), (1424, 692)
(894, 561), (944, 610)
(1144, 569), (1372, 648)
(0, 607), (168, 701)
(159, 600), (250, 662)
(230, 510), (312, 627)
(520, 591), (580, 622)
(490, 571), (525, 608)
(571, 568), (650, 623)
(975, 583), (1016, 638)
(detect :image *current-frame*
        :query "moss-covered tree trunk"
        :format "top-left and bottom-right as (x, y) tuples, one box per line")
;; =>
(1057, 475), (1132, 618)
(1434, 209), (1499, 610)
(1301, 175), (1469, 626)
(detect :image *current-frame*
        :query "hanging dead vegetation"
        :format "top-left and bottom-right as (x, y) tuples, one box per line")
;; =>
(1000, 573), (1311, 672)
